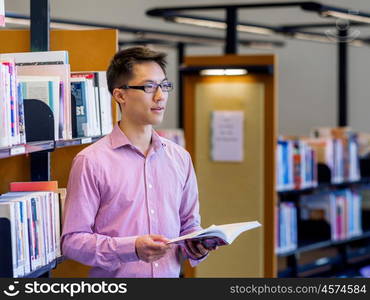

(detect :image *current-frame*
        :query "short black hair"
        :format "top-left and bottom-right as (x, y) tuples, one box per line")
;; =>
(107, 46), (167, 94)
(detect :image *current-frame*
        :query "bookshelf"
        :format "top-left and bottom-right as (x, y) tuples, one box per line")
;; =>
(181, 54), (277, 277)
(0, 29), (118, 277)
(276, 138), (370, 278)
(181, 55), (370, 278)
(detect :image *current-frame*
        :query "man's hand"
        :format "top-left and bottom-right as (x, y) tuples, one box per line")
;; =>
(185, 238), (219, 260)
(135, 235), (171, 263)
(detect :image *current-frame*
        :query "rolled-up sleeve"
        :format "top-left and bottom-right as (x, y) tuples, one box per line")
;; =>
(61, 154), (139, 272)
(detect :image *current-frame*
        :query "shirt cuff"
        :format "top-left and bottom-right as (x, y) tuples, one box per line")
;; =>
(181, 245), (209, 267)
(115, 236), (140, 263)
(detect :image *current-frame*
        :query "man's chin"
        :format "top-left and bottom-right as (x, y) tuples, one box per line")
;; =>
(151, 119), (163, 126)
(150, 115), (165, 126)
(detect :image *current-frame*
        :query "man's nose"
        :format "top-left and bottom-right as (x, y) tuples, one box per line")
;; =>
(153, 86), (165, 101)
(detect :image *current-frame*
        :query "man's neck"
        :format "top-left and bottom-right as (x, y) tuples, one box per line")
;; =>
(119, 120), (152, 156)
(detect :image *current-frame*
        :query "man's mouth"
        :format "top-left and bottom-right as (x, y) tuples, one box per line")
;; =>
(151, 107), (164, 111)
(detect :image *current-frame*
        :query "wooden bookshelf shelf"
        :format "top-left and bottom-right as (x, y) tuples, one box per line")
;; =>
(55, 136), (103, 148)
(278, 231), (370, 257)
(279, 252), (370, 278)
(23, 256), (65, 278)
(0, 142), (53, 159)
(26, 141), (55, 153)
(0, 137), (104, 160)
(278, 180), (370, 197)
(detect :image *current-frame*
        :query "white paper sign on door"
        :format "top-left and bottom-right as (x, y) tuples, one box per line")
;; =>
(211, 110), (244, 162)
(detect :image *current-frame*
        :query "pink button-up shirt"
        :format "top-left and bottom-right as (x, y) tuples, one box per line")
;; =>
(61, 124), (205, 277)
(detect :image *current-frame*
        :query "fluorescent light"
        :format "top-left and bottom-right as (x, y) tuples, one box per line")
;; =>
(5, 17), (30, 26)
(200, 69), (247, 76)
(173, 16), (273, 35)
(224, 69), (247, 75)
(350, 40), (365, 47)
(293, 32), (333, 43)
(173, 17), (226, 29)
(321, 10), (370, 24)
(237, 24), (275, 35)
(5, 17), (103, 30)
(293, 31), (365, 46)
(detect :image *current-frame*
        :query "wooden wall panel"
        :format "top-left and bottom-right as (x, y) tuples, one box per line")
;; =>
(0, 156), (30, 194)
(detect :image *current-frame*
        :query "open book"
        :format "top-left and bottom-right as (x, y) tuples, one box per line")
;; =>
(168, 221), (261, 246)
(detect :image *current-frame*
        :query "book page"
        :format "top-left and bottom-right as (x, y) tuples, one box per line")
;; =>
(168, 221), (261, 245)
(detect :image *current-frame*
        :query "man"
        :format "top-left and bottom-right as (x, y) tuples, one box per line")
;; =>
(61, 46), (217, 278)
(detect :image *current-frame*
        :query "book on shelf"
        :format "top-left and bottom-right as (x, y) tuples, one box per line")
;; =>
(10, 181), (58, 192)
(276, 202), (297, 254)
(358, 132), (370, 158)
(71, 71), (113, 138)
(0, 201), (26, 277)
(17, 63), (72, 141)
(95, 71), (113, 136)
(168, 221), (261, 246)
(71, 79), (89, 138)
(0, 57), (26, 148)
(276, 138), (317, 191)
(1, 51), (71, 141)
(0, 189), (61, 277)
(0, 51), (69, 65)
(1, 51), (114, 146)
(71, 73), (100, 137)
(309, 127), (360, 183)
(300, 189), (362, 242)
(359, 188), (370, 231)
(57, 188), (67, 221)
(18, 75), (61, 141)
(276, 139), (294, 191)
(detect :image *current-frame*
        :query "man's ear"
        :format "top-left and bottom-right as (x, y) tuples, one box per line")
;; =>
(112, 88), (126, 107)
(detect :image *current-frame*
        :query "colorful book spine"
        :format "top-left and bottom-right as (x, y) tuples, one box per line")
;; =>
(71, 81), (88, 137)
(10, 181), (58, 192)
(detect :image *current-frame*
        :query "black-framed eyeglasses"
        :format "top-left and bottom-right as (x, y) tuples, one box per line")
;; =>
(120, 81), (174, 93)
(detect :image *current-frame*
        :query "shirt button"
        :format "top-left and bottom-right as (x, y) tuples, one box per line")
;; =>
(154, 263), (159, 267)
(150, 209), (155, 214)
(148, 184), (153, 189)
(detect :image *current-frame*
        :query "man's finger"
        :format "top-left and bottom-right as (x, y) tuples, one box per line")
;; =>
(185, 240), (200, 257)
(147, 242), (165, 249)
(195, 242), (208, 256)
(150, 234), (170, 243)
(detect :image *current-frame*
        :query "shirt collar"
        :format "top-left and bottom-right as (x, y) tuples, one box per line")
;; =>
(110, 123), (132, 149)
(110, 123), (166, 151)
(151, 130), (167, 152)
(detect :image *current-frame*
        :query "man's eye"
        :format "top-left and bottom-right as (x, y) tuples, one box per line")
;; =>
(145, 84), (155, 89)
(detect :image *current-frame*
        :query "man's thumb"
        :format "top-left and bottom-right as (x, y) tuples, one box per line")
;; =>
(150, 234), (170, 243)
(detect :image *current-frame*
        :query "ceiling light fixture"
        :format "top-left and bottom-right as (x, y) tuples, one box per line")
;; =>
(5, 17), (30, 26)
(173, 16), (274, 35)
(200, 69), (247, 76)
(173, 17), (226, 29)
(5, 17), (101, 30)
(320, 10), (370, 24)
(293, 32), (333, 43)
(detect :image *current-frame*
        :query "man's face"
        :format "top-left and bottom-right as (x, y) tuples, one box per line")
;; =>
(118, 61), (169, 127)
